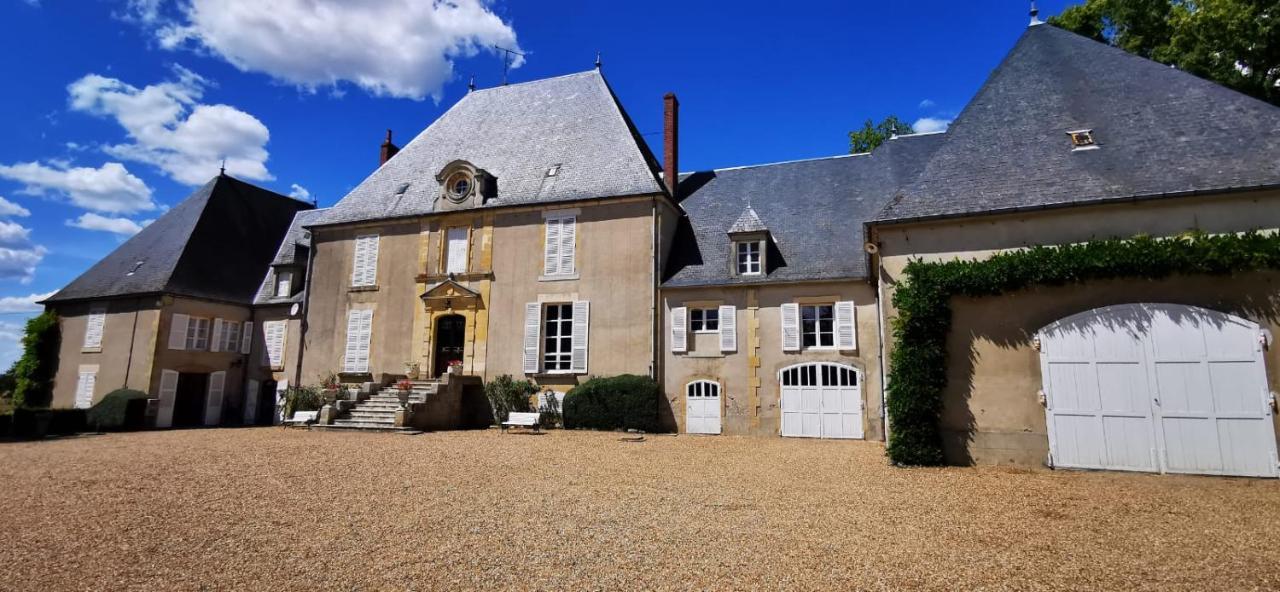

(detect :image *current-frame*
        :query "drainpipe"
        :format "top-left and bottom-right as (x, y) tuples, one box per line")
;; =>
(294, 238), (318, 389)
(122, 296), (142, 389)
(871, 230), (890, 443)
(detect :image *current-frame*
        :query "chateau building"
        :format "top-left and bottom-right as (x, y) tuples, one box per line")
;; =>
(43, 23), (1280, 477)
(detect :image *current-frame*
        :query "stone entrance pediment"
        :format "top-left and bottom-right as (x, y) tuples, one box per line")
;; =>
(421, 277), (482, 310)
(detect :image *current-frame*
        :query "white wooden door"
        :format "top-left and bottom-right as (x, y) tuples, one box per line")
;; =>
(779, 363), (862, 439)
(685, 381), (721, 434)
(1039, 303), (1278, 477)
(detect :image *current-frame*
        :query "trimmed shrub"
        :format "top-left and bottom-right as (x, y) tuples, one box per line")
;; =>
(86, 389), (151, 431)
(563, 375), (660, 432)
(13, 311), (60, 409)
(484, 375), (537, 424)
(11, 408), (85, 438)
(537, 390), (563, 428)
(282, 385), (323, 419)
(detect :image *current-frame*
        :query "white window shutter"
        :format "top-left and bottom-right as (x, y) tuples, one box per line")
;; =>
(210, 319), (224, 352)
(84, 304), (106, 349)
(343, 311), (371, 373)
(264, 321), (286, 369)
(343, 312), (360, 372)
(352, 234), (379, 286)
(157, 369), (179, 428)
(204, 371), (225, 426)
(671, 307), (688, 353)
(571, 300), (589, 373)
(75, 372), (96, 409)
(446, 227), (469, 274)
(543, 220), (561, 275)
(244, 379), (260, 424)
(522, 302), (542, 374)
(356, 310), (372, 373)
(559, 217), (576, 274)
(240, 321), (253, 354)
(719, 305), (737, 353)
(168, 314), (189, 350)
(835, 300), (857, 351)
(781, 303), (800, 352)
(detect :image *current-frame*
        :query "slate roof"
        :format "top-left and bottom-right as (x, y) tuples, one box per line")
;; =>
(877, 24), (1280, 222)
(253, 208), (329, 306)
(727, 206), (768, 234)
(663, 133), (944, 287)
(45, 175), (312, 305)
(316, 70), (665, 227)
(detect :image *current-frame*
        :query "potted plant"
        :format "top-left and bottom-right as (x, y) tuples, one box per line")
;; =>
(403, 361), (421, 380)
(320, 373), (342, 402)
(395, 378), (413, 406)
(448, 360), (464, 375)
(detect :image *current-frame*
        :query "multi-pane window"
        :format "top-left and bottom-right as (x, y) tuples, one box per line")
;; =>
(543, 303), (574, 372)
(737, 241), (761, 275)
(276, 271), (293, 297)
(690, 308), (719, 333)
(801, 304), (834, 348)
(222, 320), (241, 352)
(185, 317), (210, 351)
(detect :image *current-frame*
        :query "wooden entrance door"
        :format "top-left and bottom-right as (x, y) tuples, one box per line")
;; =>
(173, 372), (209, 428)
(434, 315), (466, 377)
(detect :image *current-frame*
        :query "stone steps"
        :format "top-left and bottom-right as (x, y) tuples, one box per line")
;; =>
(315, 380), (442, 433)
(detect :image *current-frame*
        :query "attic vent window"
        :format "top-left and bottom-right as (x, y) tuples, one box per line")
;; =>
(126, 260), (145, 276)
(546, 164), (561, 177)
(1068, 129), (1097, 150)
(395, 183), (411, 195)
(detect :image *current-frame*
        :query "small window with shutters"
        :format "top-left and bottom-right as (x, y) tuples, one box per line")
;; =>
(221, 320), (241, 352)
(541, 214), (577, 278)
(351, 234), (380, 287)
(185, 317), (210, 351)
(82, 303), (107, 350)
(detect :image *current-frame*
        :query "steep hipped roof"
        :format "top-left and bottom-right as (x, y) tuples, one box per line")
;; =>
(727, 206), (768, 234)
(317, 70), (665, 227)
(877, 24), (1280, 222)
(663, 133), (944, 287)
(253, 208), (329, 306)
(46, 175), (312, 305)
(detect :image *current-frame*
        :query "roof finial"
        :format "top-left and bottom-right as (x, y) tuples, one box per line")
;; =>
(219, 157), (226, 176)
(890, 122), (899, 140)
(468, 75), (476, 92)
(595, 51), (602, 70)
(1029, 1), (1043, 26)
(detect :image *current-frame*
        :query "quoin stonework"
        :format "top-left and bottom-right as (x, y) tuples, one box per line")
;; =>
(42, 24), (1280, 477)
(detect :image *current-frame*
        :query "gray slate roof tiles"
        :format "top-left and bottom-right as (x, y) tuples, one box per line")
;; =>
(317, 70), (665, 227)
(877, 24), (1280, 222)
(253, 208), (330, 306)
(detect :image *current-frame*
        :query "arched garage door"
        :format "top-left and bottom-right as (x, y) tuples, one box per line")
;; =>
(779, 363), (862, 439)
(1038, 303), (1278, 477)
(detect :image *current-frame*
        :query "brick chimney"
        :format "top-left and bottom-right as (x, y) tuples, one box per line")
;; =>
(663, 92), (679, 197)
(379, 129), (399, 167)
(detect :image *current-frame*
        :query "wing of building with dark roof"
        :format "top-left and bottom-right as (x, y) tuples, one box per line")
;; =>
(316, 70), (666, 227)
(253, 208), (329, 306)
(876, 24), (1280, 223)
(44, 175), (314, 305)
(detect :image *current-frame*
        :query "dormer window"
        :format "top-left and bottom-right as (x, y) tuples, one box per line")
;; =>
(445, 171), (473, 202)
(435, 160), (495, 207)
(737, 241), (761, 275)
(1067, 129), (1097, 150)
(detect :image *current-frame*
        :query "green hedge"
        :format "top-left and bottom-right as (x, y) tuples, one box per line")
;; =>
(12, 311), (60, 409)
(563, 375), (660, 432)
(886, 231), (1280, 466)
(87, 389), (151, 431)
(10, 408), (86, 439)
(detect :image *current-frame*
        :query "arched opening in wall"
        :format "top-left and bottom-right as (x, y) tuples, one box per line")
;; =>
(778, 362), (862, 439)
(685, 380), (721, 435)
(1037, 303), (1277, 478)
(433, 314), (466, 377)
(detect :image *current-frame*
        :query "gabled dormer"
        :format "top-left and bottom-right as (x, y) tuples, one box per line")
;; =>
(727, 206), (769, 278)
(434, 160), (496, 212)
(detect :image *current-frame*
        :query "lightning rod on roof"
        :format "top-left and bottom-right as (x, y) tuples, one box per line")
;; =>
(1029, 1), (1043, 26)
(219, 157), (226, 176)
(493, 44), (525, 86)
(595, 51), (602, 70)
(468, 75), (476, 92)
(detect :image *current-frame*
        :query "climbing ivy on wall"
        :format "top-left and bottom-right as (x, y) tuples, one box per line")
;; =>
(886, 231), (1280, 466)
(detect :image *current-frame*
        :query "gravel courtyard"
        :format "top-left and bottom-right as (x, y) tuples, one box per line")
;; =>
(1, 429), (1278, 591)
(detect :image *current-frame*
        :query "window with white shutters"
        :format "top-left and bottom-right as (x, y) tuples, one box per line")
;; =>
(185, 317), (210, 351)
(240, 321), (254, 354)
(834, 301), (856, 351)
(168, 314), (189, 350)
(446, 227), (469, 274)
(264, 320), (287, 370)
(83, 304), (106, 350)
(690, 308), (719, 333)
(343, 310), (373, 373)
(801, 304), (835, 349)
(522, 302), (542, 374)
(222, 320), (241, 352)
(571, 300), (589, 373)
(543, 303), (573, 372)
(719, 305), (737, 353)
(351, 234), (380, 287)
(74, 368), (97, 409)
(542, 215), (576, 277)
(670, 306), (688, 353)
(781, 303), (800, 352)
(210, 319), (224, 352)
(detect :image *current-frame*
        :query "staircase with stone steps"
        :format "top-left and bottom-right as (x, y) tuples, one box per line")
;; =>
(315, 380), (440, 433)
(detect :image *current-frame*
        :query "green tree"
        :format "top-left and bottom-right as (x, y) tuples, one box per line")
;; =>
(848, 115), (914, 154)
(1050, 0), (1280, 105)
(12, 311), (60, 409)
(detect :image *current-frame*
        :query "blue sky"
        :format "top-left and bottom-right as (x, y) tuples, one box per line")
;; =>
(0, 0), (1074, 367)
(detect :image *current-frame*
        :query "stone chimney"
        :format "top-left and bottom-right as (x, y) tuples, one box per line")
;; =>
(663, 93), (679, 197)
(379, 129), (399, 167)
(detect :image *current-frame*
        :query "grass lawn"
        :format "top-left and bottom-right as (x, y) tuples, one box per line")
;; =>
(1, 428), (1278, 591)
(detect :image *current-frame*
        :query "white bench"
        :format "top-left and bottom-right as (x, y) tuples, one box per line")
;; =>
(502, 412), (541, 432)
(285, 411), (318, 426)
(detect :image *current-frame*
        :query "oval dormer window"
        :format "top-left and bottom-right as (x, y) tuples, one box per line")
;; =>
(445, 171), (473, 202)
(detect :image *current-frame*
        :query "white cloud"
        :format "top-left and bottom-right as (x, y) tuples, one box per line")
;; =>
(0, 221), (32, 248)
(287, 183), (311, 201)
(918, 99), (936, 109)
(142, 0), (521, 101)
(66, 213), (153, 237)
(912, 117), (953, 134)
(0, 160), (155, 214)
(0, 196), (30, 218)
(0, 291), (56, 314)
(0, 245), (46, 285)
(68, 66), (272, 185)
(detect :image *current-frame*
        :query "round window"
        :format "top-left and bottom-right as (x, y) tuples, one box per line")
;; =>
(445, 171), (473, 202)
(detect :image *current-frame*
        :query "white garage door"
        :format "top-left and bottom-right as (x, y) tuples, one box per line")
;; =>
(685, 380), (721, 435)
(1039, 303), (1278, 477)
(779, 363), (862, 439)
